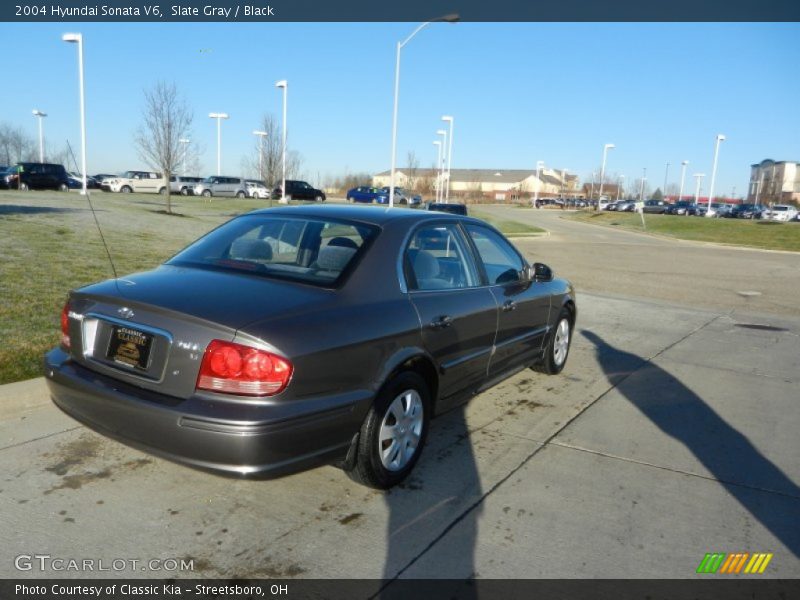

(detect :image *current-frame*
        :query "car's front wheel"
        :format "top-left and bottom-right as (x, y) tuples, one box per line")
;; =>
(59, 183), (69, 192)
(236, 191), (246, 198)
(180, 187), (189, 196)
(534, 308), (573, 375)
(202, 190), (212, 198)
(121, 186), (132, 193)
(315, 195), (324, 202)
(346, 371), (430, 489)
(19, 182), (29, 191)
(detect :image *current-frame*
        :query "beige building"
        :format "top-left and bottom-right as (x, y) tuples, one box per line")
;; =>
(372, 168), (580, 200)
(747, 159), (800, 204)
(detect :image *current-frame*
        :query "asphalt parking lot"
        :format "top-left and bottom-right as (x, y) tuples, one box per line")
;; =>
(1, 204), (798, 581)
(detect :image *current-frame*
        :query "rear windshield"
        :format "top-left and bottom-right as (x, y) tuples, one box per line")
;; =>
(167, 214), (378, 287)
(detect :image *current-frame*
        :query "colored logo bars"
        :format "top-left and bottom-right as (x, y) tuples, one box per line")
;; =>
(696, 552), (773, 574)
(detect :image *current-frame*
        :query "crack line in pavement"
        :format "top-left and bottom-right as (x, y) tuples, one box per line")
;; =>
(546, 441), (800, 501)
(374, 312), (724, 594)
(0, 425), (82, 452)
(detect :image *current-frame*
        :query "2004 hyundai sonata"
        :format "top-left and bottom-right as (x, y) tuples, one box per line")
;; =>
(45, 205), (576, 489)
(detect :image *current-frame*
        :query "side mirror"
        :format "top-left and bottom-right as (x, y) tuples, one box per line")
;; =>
(531, 262), (553, 282)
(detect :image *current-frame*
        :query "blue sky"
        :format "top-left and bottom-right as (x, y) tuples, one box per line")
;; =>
(1, 22), (798, 196)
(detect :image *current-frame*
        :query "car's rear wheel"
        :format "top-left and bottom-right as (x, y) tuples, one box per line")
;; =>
(159, 187), (167, 195)
(533, 308), (573, 375)
(59, 183), (69, 192)
(121, 186), (132, 193)
(346, 371), (430, 489)
(180, 187), (189, 196)
(20, 182), (29, 191)
(236, 191), (246, 198)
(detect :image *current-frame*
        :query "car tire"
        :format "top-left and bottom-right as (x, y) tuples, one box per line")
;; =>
(533, 308), (573, 375)
(121, 186), (132, 194)
(59, 183), (69, 192)
(202, 190), (212, 198)
(180, 187), (189, 196)
(159, 187), (167, 195)
(236, 191), (246, 198)
(315, 195), (324, 202)
(20, 182), (29, 191)
(346, 371), (430, 490)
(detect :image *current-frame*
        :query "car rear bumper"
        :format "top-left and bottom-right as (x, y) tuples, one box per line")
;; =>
(44, 348), (370, 478)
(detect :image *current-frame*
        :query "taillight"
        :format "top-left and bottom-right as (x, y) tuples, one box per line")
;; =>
(196, 340), (292, 396)
(60, 302), (71, 349)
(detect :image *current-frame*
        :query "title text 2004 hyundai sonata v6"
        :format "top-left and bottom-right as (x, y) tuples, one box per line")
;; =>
(45, 205), (576, 489)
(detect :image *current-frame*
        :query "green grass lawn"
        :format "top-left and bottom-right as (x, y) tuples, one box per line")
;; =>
(566, 210), (800, 252)
(470, 209), (546, 236)
(0, 190), (282, 385)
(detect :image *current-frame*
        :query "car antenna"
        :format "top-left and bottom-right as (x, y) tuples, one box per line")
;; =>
(83, 185), (121, 291)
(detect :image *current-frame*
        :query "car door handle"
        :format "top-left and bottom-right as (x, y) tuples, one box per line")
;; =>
(502, 300), (517, 312)
(429, 315), (453, 329)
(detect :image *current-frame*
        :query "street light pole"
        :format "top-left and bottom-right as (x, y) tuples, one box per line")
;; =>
(208, 113), (229, 176)
(677, 160), (689, 202)
(433, 140), (442, 202)
(252, 130), (268, 183)
(179, 138), (190, 176)
(663, 161), (670, 199)
(754, 172), (764, 206)
(275, 80), (288, 203)
(534, 160), (544, 207)
(693, 173), (705, 205)
(561, 168), (567, 199)
(388, 15), (459, 209)
(597, 143), (615, 209)
(32, 110), (47, 163)
(436, 128), (447, 203)
(62, 34), (87, 195)
(639, 168), (647, 202)
(441, 115), (454, 203)
(617, 174), (625, 201)
(705, 134), (725, 217)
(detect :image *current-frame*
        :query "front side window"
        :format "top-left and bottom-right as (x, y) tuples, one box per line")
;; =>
(465, 224), (525, 285)
(405, 224), (477, 291)
(168, 215), (377, 287)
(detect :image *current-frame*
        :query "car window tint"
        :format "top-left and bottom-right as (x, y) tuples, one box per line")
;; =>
(465, 224), (525, 285)
(406, 224), (477, 291)
(168, 215), (376, 287)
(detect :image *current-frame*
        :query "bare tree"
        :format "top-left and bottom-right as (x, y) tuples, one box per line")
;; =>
(0, 123), (36, 165)
(134, 81), (193, 214)
(405, 151), (420, 192)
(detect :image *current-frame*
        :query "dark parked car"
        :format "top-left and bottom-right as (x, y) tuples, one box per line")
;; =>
(642, 199), (669, 214)
(2, 162), (70, 191)
(615, 200), (637, 212)
(67, 172), (98, 189)
(426, 202), (468, 216)
(272, 180), (326, 202)
(730, 204), (766, 219)
(45, 205), (575, 489)
(346, 186), (387, 203)
(665, 200), (694, 215)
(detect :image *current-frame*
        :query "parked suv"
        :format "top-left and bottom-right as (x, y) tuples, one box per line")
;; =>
(194, 176), (249, 198)
(271, 180), (326, 201)
(169, 176), (204, 196)
(106, 171), (167, 194)
(2, 162), (70, 191)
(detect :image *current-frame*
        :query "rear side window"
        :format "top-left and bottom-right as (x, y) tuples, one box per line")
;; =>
(405, 224), (478, 291)
(168, 215), (377, 287)
(464, 224), (525, 285)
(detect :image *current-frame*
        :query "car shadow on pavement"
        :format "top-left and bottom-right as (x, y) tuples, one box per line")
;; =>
(582, 330), (800, 558)
(380, 404), (481, 599)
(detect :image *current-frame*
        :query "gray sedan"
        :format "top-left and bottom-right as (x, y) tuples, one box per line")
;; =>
(45, 206), (576, 489)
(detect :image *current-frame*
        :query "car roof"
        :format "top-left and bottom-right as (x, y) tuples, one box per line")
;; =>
(249, 204), (480, 226)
